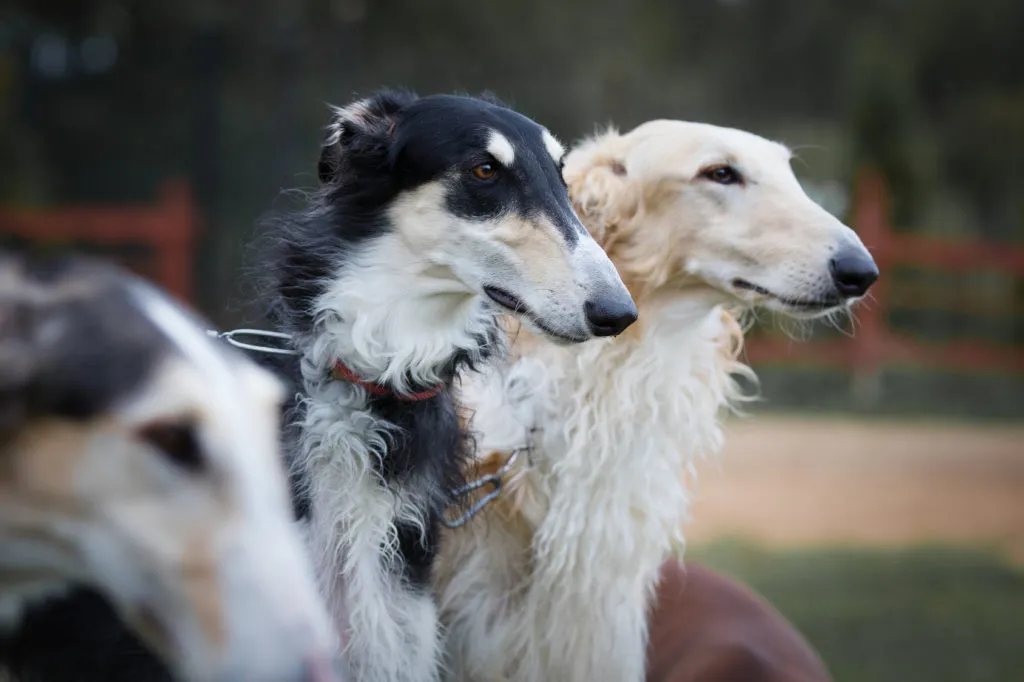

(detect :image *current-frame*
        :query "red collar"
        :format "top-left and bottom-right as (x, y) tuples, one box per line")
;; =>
(330, 361), (444, 402)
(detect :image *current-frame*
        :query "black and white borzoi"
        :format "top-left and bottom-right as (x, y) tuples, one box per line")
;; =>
(257, 90), (636, 682)
(0, 254), (339, 682)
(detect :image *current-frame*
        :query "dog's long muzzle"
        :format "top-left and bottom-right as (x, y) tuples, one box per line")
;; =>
(576, 238), (638, 337)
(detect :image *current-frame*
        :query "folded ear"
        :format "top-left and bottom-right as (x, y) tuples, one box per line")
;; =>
(318, 89), (418, 185)
(563, 127), (640, 247)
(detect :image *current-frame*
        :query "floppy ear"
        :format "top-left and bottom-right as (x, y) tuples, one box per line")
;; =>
(563, 128), (640, 248)
(318, 89), (418, 185)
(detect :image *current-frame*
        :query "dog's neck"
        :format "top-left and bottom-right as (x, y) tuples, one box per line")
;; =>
(481, 287), (754, 590)
(523, 286), (752, 473)
(301, 233), (498, 395)
(289, 232), (499, 586)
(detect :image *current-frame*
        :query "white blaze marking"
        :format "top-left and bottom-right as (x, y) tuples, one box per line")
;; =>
(486, 130), (516, 167)
(542, 129), (565, 163)
(129, 283), (234, 394)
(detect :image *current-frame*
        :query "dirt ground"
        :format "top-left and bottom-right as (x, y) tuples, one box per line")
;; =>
(686, 416), (1024, 562)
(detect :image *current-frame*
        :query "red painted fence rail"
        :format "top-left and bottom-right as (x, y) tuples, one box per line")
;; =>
(0, 180), (197, 304)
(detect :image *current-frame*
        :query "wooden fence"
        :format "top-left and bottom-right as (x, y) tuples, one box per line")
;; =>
(0, 180), (197, 303)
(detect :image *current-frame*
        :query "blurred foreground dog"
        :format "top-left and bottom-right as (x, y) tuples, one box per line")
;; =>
(0, 253), (340, 682)
(436, 121), (877, 682)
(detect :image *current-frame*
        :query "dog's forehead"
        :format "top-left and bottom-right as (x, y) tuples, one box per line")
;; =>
(404, 96), (548, 153)
(479, 108), (545, 144)
(480, 112), (560, 164)
(393, 100), (567, 187)
(703, 126), (791, 164)
(628, 121), (791, 174)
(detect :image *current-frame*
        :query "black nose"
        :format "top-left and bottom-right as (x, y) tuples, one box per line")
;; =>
(585, 296), (638, 337)
(829, 252), (879, 298)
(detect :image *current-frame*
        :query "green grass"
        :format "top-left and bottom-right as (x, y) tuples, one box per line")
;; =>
(689, 541), (1024, 682)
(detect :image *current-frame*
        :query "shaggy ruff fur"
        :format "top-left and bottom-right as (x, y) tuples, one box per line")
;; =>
(437, 300), (751, 682)
(286, 238), (500, 682)
(436, 121), (877, 682)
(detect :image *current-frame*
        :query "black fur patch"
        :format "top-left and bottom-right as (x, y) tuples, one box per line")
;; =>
(1, 590), (173, 682)
(394, 517), (440, 590)
(0, 255), (172, 439)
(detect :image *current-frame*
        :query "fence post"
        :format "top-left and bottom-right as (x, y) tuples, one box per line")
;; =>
(157, 180), (197, 304)
(848, 167), (890, 407)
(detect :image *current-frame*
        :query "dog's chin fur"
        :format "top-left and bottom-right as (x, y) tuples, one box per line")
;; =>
(436, 121), (874, 682)
(307, 231), (499, 393)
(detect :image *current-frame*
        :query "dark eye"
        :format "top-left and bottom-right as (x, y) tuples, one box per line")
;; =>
(140, 421), (203, 473)
(700, 165), (742, 185)
(471, 163), (498, 181)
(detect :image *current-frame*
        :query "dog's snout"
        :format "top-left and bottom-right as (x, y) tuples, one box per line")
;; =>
(830, 251), (879, 298)
(584, 296), (638, 337)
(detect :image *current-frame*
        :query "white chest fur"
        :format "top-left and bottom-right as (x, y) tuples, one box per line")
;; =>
(446, 298), (752, 682)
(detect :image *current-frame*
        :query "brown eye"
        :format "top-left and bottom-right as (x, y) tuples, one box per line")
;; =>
(140, 421), (203, 473)
(700, 165), (742, 185)
(471, 163), (497, 181)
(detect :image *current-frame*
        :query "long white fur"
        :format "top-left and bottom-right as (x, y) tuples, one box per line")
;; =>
(438, 120), (875, 682)
(442, 296), (750, 682)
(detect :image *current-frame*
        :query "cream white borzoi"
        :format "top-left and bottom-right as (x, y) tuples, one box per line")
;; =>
(435, 120), (878, 682)
(255, 90), (636, 682)
(0, 254), (339, 682)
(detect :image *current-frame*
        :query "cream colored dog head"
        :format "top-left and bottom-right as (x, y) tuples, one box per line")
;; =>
(565, 120), (878, 318)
